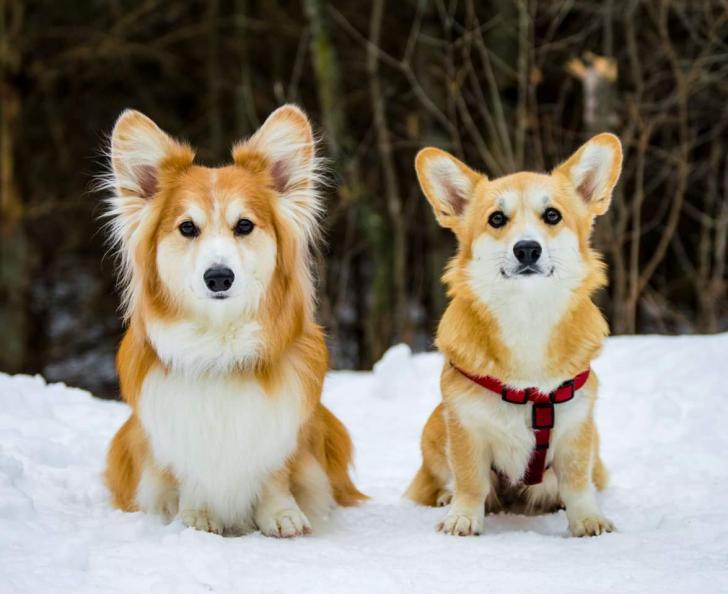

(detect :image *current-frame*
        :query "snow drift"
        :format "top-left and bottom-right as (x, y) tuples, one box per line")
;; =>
(1, 334), (727, 593)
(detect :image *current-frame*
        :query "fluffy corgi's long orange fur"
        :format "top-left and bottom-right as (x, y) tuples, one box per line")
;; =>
(405, 134), (622, 537)
(104, 105), (365, 536)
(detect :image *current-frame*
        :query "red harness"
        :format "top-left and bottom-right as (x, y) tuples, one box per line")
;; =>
(453, 365), (591, 485)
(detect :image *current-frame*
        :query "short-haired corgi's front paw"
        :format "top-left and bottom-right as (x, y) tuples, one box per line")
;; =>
(569, 514), (615, 537)
(257, 508), (312, 538)
(437, 510), (484, 536)
(179, 508), (224, 535)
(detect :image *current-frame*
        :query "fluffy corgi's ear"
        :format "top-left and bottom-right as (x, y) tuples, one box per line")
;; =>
(555, 133), (622, 216)
(110, 109), (194, 202)
(104, 110), (194, 320)
(415, 148), (482, 230)
(233, 105), (321, 239)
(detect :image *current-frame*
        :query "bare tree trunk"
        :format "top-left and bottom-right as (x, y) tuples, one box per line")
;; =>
(366, 0), (407, 344)
(567, 49), (623, 329)
(0, 0), (28, 373)
(624, 0), (689, 333)
(696, 141), (728, 331)
(302, 0), (346, 161)
(207, 0), (223, 159)
(303, 0), (389, 365)
(412, 12), (449, 339)
(514, 0), (529, 168)
(235, 0), (258, 137)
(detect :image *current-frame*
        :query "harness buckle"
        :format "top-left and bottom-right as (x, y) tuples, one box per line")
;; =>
(532, 402), (555, 429)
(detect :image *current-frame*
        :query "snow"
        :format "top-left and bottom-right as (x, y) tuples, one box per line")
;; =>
(1, 334), (728, 594)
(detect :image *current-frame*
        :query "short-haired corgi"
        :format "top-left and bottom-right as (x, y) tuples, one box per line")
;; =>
(104, 105), (366, 536)
(406, 134), (622, 537)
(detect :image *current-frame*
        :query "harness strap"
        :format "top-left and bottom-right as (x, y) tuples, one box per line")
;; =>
(453, 365), (590, 485)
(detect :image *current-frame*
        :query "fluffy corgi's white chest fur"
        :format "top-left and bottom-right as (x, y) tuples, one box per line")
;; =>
(453, 384), (592, 482)
(138, 364), (304, 526)
(145, 318), (263, 376)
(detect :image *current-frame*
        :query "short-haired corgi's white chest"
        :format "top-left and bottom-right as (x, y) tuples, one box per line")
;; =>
(452, 383), (593, 483)
(138, 364), (304, 526)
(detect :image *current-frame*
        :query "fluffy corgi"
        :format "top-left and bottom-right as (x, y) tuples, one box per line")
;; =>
(103, 105), (366, 537)
(405, 134), (622, 537)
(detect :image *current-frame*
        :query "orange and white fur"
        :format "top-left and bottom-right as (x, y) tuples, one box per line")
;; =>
(104, 105), (365, 537)
(405, 134), (622, 537)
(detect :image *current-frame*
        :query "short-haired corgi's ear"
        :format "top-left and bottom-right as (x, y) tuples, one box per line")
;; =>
(415, 148), (482, 230)
(555, 133), (622, 216)
(233, 104), (321, 241)
(110, 109), (194, 202)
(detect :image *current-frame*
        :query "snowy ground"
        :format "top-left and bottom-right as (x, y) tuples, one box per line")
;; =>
(1, 334), (727, 594)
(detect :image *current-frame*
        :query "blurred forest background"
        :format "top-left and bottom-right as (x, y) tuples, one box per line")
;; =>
(1, 0), (727, 398)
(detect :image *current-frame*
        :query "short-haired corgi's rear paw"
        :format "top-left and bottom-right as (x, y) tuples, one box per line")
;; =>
(180, 508), (224, 535)
(569, 515), (615, 537)
(435, 489), (452, 507)
(437, 511), (483, 536)
(258, 508), (312, 538)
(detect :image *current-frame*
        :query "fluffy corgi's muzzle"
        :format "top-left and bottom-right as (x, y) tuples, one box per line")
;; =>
(157, 224), (277, 316)
(196, 237), (241, 300)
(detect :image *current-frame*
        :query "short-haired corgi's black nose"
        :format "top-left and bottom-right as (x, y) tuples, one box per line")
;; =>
(513, 241), (542, 265)
(204, 267), (235, 292)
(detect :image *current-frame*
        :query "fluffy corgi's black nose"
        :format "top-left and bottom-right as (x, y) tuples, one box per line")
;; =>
(513, 241), (542, 265)
(204, 267), (235, 292)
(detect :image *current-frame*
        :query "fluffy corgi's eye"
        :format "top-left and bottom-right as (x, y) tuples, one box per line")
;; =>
(179, 221), (199, 238)
(234, 218), (255, 236)
(543, 207), (562, 225)
(488, 211), (508, 229)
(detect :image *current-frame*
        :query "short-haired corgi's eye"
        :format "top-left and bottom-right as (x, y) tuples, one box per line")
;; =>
(488, 211), (508, 229)
(543, 207), (562, 225)
(179, 221), (199, 238)
(234, 218), (255, 236)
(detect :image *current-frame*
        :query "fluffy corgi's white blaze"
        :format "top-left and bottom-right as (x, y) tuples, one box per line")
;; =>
(153, 180), (279, 322)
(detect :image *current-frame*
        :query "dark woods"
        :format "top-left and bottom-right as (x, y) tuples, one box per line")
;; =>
(1, 0), (726, 397)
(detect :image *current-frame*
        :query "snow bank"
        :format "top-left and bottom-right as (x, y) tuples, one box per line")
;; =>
(1, 335), (727, 593)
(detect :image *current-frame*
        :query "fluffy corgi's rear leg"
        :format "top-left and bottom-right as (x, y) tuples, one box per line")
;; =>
(314, 404), (367, 506)
(106, 415), (144, 510)
(405, 404), (452, 507)
(106, 414), (178, 519)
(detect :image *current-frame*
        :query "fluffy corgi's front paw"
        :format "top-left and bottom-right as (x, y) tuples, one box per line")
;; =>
(156, 489), (179, 522)
(569, 514), (615, 537)
(257, 508), (312, 538)
(437, 510), (483, 536)
(180, 508), (224, 535)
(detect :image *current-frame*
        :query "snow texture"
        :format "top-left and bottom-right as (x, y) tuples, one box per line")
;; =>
(1, 334), (727, 594)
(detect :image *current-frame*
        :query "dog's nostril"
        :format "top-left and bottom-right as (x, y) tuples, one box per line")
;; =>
(513, 240), (542, 265)
(203, 266), (235, 293)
